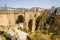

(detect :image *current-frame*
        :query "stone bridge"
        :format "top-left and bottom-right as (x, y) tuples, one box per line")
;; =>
(0, 7), (44, 32)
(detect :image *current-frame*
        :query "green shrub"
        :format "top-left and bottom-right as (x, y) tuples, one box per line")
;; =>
(42, 30), (48, 34)
(2, 35), (7, 40)
(36, 15), (43, 27)
(35, 30), (41, 33)
(18, 27), (24, 31)
(24, 28), (30, 33)
(53, 31), (59, 35)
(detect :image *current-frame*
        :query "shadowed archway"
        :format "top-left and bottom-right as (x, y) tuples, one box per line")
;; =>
(16, 15), (24, 24)
(28, 19), (33, 31)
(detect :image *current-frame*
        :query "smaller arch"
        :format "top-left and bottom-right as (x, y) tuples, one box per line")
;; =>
(34, 13), (36, 17)
(28, 19), (33, 31)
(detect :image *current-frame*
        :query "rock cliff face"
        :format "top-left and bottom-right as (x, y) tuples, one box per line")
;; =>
(48, 7), (60, 15)
(0, 14), (9, 26)
(0, 7), (60, 40)
(56, 7), (60, 15)
(0, 26), (28, 40)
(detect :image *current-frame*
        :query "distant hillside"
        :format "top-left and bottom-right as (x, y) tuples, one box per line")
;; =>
(0, 7), (29, 11)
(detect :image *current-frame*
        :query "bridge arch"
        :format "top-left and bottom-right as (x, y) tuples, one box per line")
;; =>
(16, 15), (24, 24)
(28, 19), (33, 31)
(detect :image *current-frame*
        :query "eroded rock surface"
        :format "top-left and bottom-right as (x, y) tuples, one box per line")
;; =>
(0, 26), (28, 40)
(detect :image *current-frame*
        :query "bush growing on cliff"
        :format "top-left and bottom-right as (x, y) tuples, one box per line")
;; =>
(53, 31), (59, 35)
(35, 30), (41, 33)
(1, 35), (7, 40)
(36, 15), (43, 26)
(24, 28), (30, 33)
(35, 14), (43, 30)
(42, 30), (48, 34)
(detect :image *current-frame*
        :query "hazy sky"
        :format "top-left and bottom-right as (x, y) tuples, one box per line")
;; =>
(0, 0), (60, 8)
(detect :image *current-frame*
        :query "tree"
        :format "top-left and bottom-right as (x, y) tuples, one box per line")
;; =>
(35, 14), (43, 30)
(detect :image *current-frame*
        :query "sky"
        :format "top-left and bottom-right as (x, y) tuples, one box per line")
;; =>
(0, 0), (60, 8)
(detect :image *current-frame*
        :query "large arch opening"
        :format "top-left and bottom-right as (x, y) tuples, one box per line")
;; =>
(28, 19), (33, 32)
(16, 15), (24, 24)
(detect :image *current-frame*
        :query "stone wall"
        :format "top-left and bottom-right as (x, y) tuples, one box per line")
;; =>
(0, 14), (9, 26)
